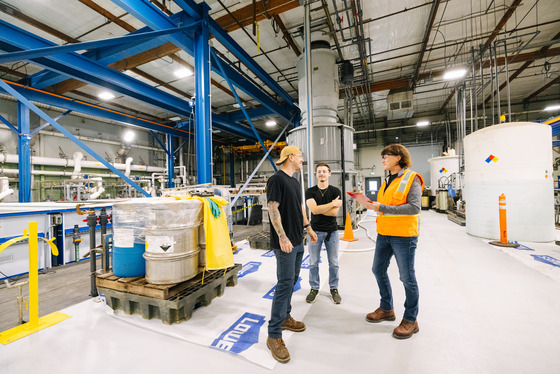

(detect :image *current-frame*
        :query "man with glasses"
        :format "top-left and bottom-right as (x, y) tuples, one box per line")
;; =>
(266, 145), (318, 363)
(305, 162), (342, 304)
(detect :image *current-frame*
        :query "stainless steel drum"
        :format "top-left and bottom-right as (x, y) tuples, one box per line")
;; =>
(142, 199), (203, 284)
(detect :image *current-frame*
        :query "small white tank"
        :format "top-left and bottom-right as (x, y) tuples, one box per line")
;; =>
(428, 155), (461, 195)
(464, 122), (554, 242)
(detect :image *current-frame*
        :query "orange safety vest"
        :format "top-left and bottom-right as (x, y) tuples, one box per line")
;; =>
(376, 169), (425, 237)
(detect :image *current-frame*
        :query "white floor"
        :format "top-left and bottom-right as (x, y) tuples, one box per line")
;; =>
(2, 210), (560, 373)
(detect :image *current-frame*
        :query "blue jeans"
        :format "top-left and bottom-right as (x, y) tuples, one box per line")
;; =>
(308, 231), (339, 290)
(268, 244), (304, 339)
(372, 234), (419, 322)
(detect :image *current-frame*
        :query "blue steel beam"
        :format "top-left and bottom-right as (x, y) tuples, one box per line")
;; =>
(149, 130), (171, 157)
(167, 133), (175, 188)
(30, 110), (72, 136)
(1, 79), (259, 141)
(17, 102), (31, 202)
(0, 23), (198, 64)
(194, 4), (212, 184)
(111, 0), (297, 122)
(0, 80), (193, 139)
(0, 113), (18, 134)
(0, 20), (195, 118)
(25, 11), (189, 88)
(226, 107), (275, 122)
(173, 0), (294, 105)
(0, 79), (151, 197)
(211, 47), (277, 171)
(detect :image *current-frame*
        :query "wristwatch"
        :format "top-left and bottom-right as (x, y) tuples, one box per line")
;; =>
(303, 223), (310, 229)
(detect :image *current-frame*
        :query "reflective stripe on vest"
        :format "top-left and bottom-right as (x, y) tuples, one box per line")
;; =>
(376, 169), (424, 237)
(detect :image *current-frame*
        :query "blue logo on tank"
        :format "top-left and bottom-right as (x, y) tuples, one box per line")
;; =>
(211, 312), (266, 354)
(238, 261), (261, 278)
(263, 277), (302, 299)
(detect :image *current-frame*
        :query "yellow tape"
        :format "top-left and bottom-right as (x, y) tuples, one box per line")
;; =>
(232, 201), (262, 214)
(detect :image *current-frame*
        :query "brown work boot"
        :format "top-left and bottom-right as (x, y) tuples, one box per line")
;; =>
(267, 337), (290, 363)
(392, 319), (419, 339)
(366, 307), (396, 323)
(281, 316), (306, 332)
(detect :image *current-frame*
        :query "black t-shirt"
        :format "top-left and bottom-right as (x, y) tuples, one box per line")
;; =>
(305, 185), (341, 232)
(266, 170), (304, 249)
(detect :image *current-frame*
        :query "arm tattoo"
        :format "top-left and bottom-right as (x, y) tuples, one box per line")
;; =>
(268, 201), (286, 238)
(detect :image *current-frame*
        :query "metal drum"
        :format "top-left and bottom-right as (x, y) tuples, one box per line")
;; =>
(142, 199), (203, 284)
(198, 224), (206, 269)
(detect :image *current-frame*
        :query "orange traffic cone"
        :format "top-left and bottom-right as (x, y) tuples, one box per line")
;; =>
(340, 212), (358, 242)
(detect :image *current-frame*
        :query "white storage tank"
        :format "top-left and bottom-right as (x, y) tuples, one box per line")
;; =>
(464, 122), (554, 242)
(428, 155), (461, 195)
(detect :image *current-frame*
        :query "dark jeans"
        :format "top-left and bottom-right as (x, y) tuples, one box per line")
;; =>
(372, 234), (419, 322)
(268, 244), (304, 339)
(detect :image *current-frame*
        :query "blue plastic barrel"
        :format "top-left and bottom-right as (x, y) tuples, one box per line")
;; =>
(112, 241), (145, 277)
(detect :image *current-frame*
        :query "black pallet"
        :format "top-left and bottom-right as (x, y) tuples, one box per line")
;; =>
(248, 231), (270, 250)
(99, 263), (242, 325)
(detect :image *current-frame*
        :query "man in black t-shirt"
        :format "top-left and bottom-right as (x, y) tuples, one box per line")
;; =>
(266, 145), (317, 363)
(305, 162), (342, 304)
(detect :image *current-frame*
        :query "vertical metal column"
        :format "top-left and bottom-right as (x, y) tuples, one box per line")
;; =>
(17, 102), (31, 202)
(303, 0), (314, 189)
(194, 4), (212, 184)
(230, 148), (235, 188)
(167, 133), (175, 188)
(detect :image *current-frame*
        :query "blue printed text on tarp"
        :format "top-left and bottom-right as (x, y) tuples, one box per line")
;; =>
(263, 277), (302, 299)
(531, 255), (560, 268)
(211, 312), (266, 354)
(261, 250), (275, 257)
(238, 261), (262, 278)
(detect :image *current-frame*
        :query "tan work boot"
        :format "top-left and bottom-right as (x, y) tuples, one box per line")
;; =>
(392, 319), (419, 339)
(267, 337), (290, 363)
(281, 317), (306, 332)
(366, 307), (396, 323)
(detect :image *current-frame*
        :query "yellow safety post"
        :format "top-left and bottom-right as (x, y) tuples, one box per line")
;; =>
(0, 221), (71, 344)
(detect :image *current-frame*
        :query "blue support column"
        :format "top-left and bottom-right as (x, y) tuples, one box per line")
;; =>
(194, 4), (212, 184)
(18, 102), (31, 202)
(167, 133), (175, 188)
(230, 149), (235, 188)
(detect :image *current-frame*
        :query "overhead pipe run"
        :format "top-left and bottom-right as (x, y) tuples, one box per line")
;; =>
(0, 153), (166, 173)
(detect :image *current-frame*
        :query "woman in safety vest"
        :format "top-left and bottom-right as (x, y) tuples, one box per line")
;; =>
(363, 144), (425, 339)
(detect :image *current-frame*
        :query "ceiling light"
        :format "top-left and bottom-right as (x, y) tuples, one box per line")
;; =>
(98, 91), (115, 101)
(443, 68), (467, 80)
(169, 116), (181, 121)
(123, 130), (135, 143)
(544, 104), (560, 111)
(266, 120), (276, 127)
(416, 121), (430, 127)
(174, 67), (193, 78)
(233, 103), (246, 108)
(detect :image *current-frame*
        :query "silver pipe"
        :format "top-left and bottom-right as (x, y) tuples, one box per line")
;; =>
(480, 44), (485, 129)
(503, 41), (512, 122)
(489, 45), (494, 125)
(304, 0), (314, 190)
(494, 42), (501, 122)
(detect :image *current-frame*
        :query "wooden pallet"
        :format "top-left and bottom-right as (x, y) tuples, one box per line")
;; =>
(98, 264), (242, 324)
(97, 268), (209, 300)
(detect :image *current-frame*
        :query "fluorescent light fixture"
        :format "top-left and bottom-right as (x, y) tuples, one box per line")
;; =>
(169, 116), (181, 121)
(443, 68), (467, 80)
(266, 120), (277, 127)
(416, 120), (430, 127)
(98, 91), (115, 101)
(174, 67), (193, 78)
(123, 130), (135, 143)
(544, 104), (560, 111)
(233, 103), (246, 108)
(211, 129), (221, 133)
